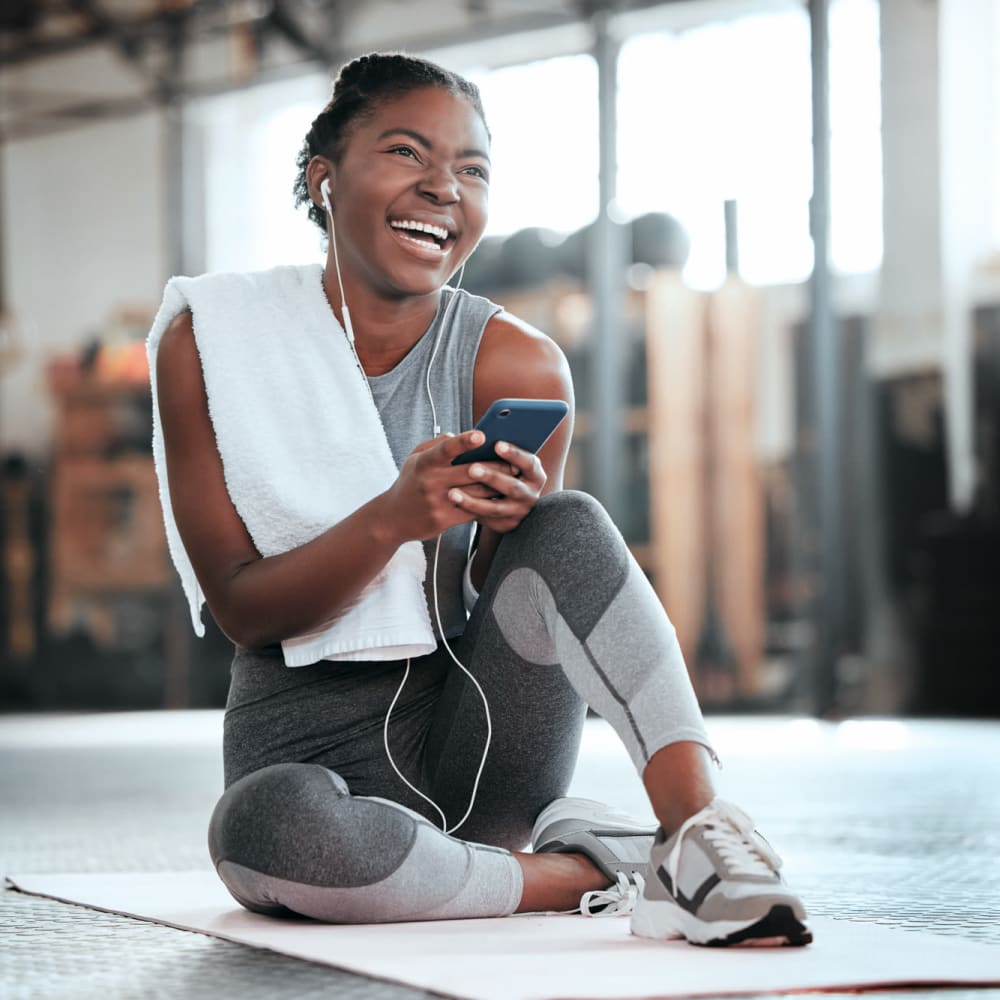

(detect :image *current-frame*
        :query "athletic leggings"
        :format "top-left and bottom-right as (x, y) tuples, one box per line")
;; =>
(209, 490), (712, 923)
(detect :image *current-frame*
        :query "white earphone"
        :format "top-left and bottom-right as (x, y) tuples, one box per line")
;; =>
(320, 176), (355, 342)
(384, 260), (493, 836)
(318, 169), (490, 833)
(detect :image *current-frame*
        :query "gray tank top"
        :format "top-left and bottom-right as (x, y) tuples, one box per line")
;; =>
(368, 287), (503, 640)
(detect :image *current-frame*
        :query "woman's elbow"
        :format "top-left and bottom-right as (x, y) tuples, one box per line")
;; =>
(205, 584), (280, 651)
(210, 606), (272, 651)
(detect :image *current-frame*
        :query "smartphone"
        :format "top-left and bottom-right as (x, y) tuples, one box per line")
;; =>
(451, 398), (569, 466)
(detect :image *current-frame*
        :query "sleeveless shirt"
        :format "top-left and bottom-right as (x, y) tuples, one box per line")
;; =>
(368, 286), (503, 640)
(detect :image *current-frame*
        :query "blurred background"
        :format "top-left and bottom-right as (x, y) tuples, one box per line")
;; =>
(1, 0), (998, 720)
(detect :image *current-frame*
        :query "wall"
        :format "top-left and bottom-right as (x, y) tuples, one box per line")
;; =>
(876, 0), (1000, 509)
(3, 0), (1000, 466)
(1, 110), (167, 458)
(939, 0), (1000, 509)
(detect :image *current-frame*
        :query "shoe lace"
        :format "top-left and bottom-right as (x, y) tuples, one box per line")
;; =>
(579, 870), (646, 917)
(666, 799), (783, 887)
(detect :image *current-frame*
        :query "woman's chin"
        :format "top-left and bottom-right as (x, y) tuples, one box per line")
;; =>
(377, 263), (458, 299)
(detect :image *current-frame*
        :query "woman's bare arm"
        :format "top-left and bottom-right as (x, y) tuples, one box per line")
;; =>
(465, 311), (575, 587)
(156, 310), (487, 649)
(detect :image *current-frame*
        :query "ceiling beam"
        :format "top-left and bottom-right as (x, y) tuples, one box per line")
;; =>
(0, 0), (699, 140)
(64, 0), (166, 91)
(265, 0), (336, 68)
(1, 0), (689, 68)
(0, 0), (242, 67)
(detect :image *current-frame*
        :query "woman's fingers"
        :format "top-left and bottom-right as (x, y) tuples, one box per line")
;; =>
(436, 428), (486, 464)
(450, 444), (546, 534)
(494, 441), (544, 484)
(463, 445), (544, 498)
(447, 490), (522, 517)
(394, 434), (544, 539)
(448, 491), (532, 535)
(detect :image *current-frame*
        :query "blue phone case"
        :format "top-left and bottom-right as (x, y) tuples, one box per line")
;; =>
(451, 398), (569, 465)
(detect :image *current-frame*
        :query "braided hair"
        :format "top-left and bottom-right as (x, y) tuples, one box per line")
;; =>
(293, 52), (490, 235)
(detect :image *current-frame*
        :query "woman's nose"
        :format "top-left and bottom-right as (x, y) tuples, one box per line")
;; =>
(418, 165), (460, 203)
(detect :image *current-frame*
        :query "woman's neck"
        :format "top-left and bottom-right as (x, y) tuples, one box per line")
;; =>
(322, 268), (442, 376)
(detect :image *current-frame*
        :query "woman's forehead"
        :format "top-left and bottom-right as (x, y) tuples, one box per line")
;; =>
(356, 87), (490, 152)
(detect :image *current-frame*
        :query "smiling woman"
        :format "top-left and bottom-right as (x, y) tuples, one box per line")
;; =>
(146, 51), (811, 948)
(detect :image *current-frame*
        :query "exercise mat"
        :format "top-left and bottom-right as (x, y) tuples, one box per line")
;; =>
(8, 871), (1000, 1000)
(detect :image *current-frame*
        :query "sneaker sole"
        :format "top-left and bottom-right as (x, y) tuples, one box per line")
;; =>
(630, 896), (813, 948)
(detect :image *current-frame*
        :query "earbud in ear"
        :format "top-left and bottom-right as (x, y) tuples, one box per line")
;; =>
(320, 178), (333, 216)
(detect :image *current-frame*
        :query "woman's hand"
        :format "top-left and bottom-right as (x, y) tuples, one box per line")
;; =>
(446, 440), (546, 534)
(380, 429), (513, 542)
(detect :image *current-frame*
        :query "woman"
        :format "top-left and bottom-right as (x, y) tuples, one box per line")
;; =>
(149, 52), (810, 947)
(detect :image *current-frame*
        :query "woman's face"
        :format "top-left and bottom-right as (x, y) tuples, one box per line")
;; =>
(328, 86), (491, 298)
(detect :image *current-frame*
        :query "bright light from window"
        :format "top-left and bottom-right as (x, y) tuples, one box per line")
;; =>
(472, 0), (881, 288)
(469, 55), (599, 238)
(618, 10), (815, 289)
(198, 75), (327, 273)
(830, 0), (883, 274)
(198, 1), (881, 286)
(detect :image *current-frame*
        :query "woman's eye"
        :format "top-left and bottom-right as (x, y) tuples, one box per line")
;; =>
(389, 146), (418, 159)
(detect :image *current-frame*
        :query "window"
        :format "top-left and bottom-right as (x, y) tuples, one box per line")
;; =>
(195, 1), (882, 286)
(617, 0), (881, 288)
(196, 74), (328, 273)
(469, 55), (599, 239)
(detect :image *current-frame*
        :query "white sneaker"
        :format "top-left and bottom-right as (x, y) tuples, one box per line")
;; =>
(532, 797), (655, 915)
(630, 798), (812, 947)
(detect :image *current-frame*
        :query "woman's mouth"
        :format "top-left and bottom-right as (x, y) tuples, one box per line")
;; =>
(388, 218), (455, 259)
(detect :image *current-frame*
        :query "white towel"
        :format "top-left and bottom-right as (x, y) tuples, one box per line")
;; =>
(146, 263), (437, 666)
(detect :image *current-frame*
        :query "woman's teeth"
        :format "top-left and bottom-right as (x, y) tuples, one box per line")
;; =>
(389, 219), (449, 246)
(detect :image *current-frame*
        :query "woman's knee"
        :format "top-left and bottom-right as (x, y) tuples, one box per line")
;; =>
(208, 763), (416, 898)
(208, 763), (510, 922)
(530, 488), (610, 527)
(524, 490), (622, 552)
(501, 489), (629, 586)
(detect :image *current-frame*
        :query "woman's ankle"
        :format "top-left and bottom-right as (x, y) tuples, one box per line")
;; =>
(512, 851), (609, 913)
(642, 741), (717, 836)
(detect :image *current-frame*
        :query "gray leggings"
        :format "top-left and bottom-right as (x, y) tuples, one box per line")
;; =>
(209, 491), (711, 923)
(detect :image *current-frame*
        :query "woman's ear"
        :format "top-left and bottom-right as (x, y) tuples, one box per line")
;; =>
(306, 156), (335, 211)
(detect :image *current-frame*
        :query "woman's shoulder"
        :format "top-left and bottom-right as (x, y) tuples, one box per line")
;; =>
(156, 308), (198, 380)
(482, 308), (566, 364)
(154, 262), (327, 357)
(476, 308), (572, 401)
(167, 262), (322, 299)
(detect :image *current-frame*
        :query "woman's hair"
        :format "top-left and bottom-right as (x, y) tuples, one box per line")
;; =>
(293, 52), (490, 235)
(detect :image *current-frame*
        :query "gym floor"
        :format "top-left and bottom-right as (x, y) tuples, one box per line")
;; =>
(2, 710), (999, 1000)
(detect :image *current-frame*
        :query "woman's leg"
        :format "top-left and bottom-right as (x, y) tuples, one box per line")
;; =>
(210, 647), (523, 923)
(207, 761), (521, 922)
(420, 491), (809, 945)
(421, 489), (716, 847)
(209, 493), (806, 939)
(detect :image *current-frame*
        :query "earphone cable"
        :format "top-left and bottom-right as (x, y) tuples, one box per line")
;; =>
(424, 262), (466, 437)
(322, 181), (376, 409)
(430, 532), (493, 835)
(325, 220), (490, 835)
(382, 655), (449, 832)
(381, 534), (493, 836)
